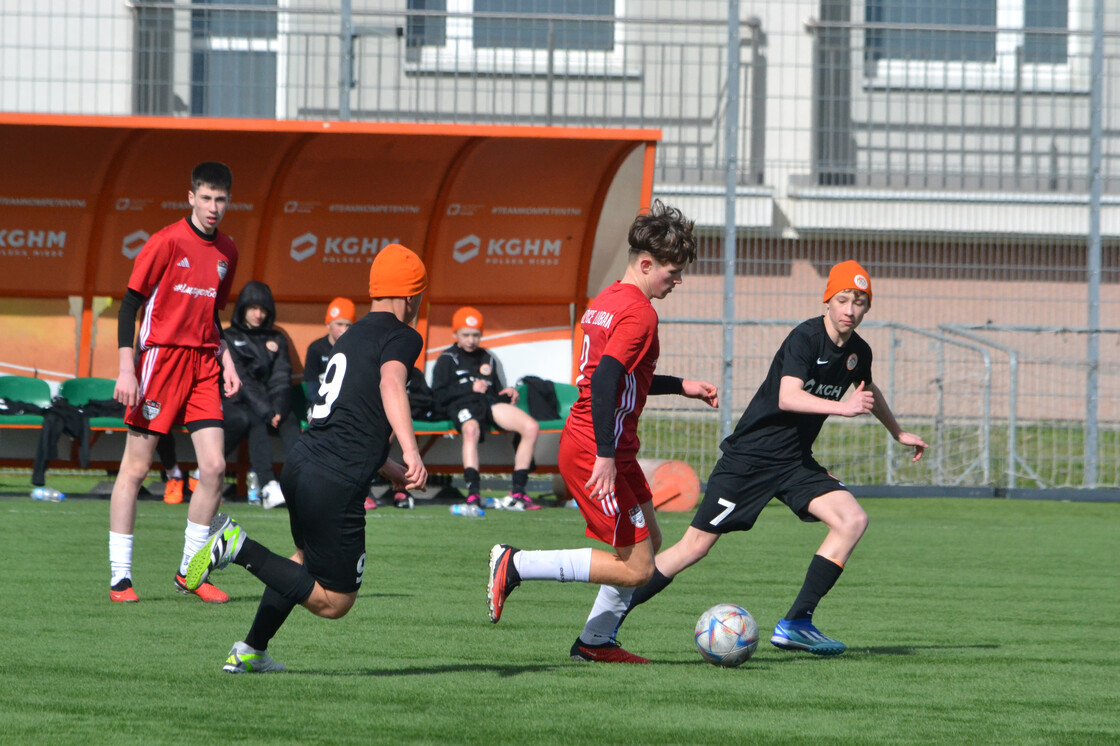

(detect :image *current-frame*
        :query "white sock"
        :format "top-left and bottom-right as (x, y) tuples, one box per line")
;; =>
(109, 531), (133, 586)
(513, 548), (592, 583)
(180, 519), (210, 575)
(580, 585), (635, 645)
(166, 465), (182, 480)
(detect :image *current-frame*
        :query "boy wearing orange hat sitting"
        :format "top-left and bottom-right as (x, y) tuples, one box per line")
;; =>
(431, 306), (542, 511)
(597, 260), (929, 659)
(183, 243), (428, 673)
(303, 296), (356, 404)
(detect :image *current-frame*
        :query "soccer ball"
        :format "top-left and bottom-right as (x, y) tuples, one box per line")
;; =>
(694, 603), (759, 667)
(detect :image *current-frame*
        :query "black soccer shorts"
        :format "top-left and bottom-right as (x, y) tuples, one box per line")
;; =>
(690, 453), (847, 534)
(281, 455), (368, 594)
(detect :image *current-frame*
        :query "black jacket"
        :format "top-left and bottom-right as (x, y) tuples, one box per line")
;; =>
(431, 344), (507, 417)
(224, 281), (293, 423)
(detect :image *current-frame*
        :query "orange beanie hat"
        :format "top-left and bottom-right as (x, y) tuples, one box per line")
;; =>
(369, 243), (428, 298)
(325, 297), (356, 324)
(823, 260), (872, 305)
(452, 306), (484, 333)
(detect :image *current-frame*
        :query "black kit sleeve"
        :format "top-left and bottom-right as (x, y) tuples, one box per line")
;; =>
(590, 354), (625, 458)
(117, 289), (147, 349)
(648, 375), (684, 396)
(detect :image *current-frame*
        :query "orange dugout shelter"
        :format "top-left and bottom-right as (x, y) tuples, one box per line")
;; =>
(0, 114), (658, 386)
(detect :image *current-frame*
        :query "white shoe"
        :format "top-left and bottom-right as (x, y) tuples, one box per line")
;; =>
(261, 480), (286, 510)
(223, 641), (286, 673)
(495, 495), (525, 511)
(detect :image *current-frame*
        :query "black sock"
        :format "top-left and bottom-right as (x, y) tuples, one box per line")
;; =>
(630, 568), (673, 610)
(244, 585), (297, 652)
(511, 469), (529, 494)
(785, 554), (844, 621)
(615, 568), (673, 632)
(464, 468), (480, 495)
(234, 538), (316, 603)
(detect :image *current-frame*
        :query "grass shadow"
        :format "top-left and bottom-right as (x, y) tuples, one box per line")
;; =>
(290, 662), (568, 678)
(847, 643), (1000, 656)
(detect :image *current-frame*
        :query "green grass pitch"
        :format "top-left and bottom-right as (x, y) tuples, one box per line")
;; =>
(1, 495), (1117, 745)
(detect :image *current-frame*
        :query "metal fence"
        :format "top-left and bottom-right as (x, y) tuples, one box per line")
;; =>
(3, 0), (1120, 490)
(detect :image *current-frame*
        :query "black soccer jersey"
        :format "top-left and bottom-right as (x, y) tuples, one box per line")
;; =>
(295, 311), (423, 486)
(722, 316), (873, 462)
(430, 344), (505, 415)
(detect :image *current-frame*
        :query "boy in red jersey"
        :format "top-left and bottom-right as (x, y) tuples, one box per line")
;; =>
(487, 200), (718, 662)
(108, 161), (242, 604)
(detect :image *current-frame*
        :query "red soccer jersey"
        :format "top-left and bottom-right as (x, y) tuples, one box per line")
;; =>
(128, 218), (238, 350)
(565, 281), (660, 459)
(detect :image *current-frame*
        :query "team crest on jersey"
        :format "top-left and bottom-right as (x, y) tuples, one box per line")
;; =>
(266, 340), (279, 353)
(479, 363), (492, 376)
(216, 260), (228, 281)
(142, 399), (161, 420)
(628, 505), (646, 529)
(846, 353), (858, 370)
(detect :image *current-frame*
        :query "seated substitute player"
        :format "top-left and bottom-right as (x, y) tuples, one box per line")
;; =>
(108, 160), (240, 604)
(431, 306), (541, 511)
(486, 200), (718, 663)
(222, 280), (301, 509)
(602, 260), (929, 657)
(303, 296), (355, 404)
(183, 243), (429, 673)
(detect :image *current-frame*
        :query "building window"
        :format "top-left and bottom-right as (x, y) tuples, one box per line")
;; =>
(406, 0), (624, 76)
(191, 0), (279, 117)
(863, 0), (1082, 92)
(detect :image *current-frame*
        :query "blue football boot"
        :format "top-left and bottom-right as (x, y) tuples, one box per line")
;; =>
(770, 617), (847, 656)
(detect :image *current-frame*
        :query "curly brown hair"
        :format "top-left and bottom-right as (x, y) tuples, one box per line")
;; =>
(627, 199), (697, 266)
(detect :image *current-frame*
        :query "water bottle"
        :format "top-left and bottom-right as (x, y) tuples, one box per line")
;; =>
(450, 503), (484, 518)
(31, 487), (65, 502)
(247, 471), (261, 505)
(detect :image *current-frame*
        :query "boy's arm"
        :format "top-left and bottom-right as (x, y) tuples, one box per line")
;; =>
(778, 376), (875, 417)
(648, 375), (719, 408)
(381, 359), (427, 490)
(219, 344), (242, 399)
(115, 347), (140, 408)
(114, 289), (146, 408)
(868, 382), (928, 462)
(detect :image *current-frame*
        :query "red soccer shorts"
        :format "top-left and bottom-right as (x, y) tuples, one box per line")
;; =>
(558, 431), (651, 548)
(125, 346), (223, 434)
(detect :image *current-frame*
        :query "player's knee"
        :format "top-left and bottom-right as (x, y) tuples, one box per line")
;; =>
(318, 605), (350, 620)
(197, 454), (226, 481)
(318, 596), (356, 620)
(461, 420), (480, 439)
(522, 419), (540, 440)
(631, 562), (655, 586)
(622, 553), (656, 586)
(120, 456), (151, 483)
(839, 508), (869, 539)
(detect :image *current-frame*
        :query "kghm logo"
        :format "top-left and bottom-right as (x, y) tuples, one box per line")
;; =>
(291, 232), (317, 262)
(452, 234), (563, 266)
(0, 229), (67, 248)
(122, 230), (149, 259)
(453, 235), (480, 263)
(802, 379), (846, 401)
(290, 233), (402, 263)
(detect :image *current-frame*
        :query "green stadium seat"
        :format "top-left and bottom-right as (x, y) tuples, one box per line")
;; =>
(60, 377), (125, 428)
(515, 381), (577, 430)
(0, 375), (52, 426)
